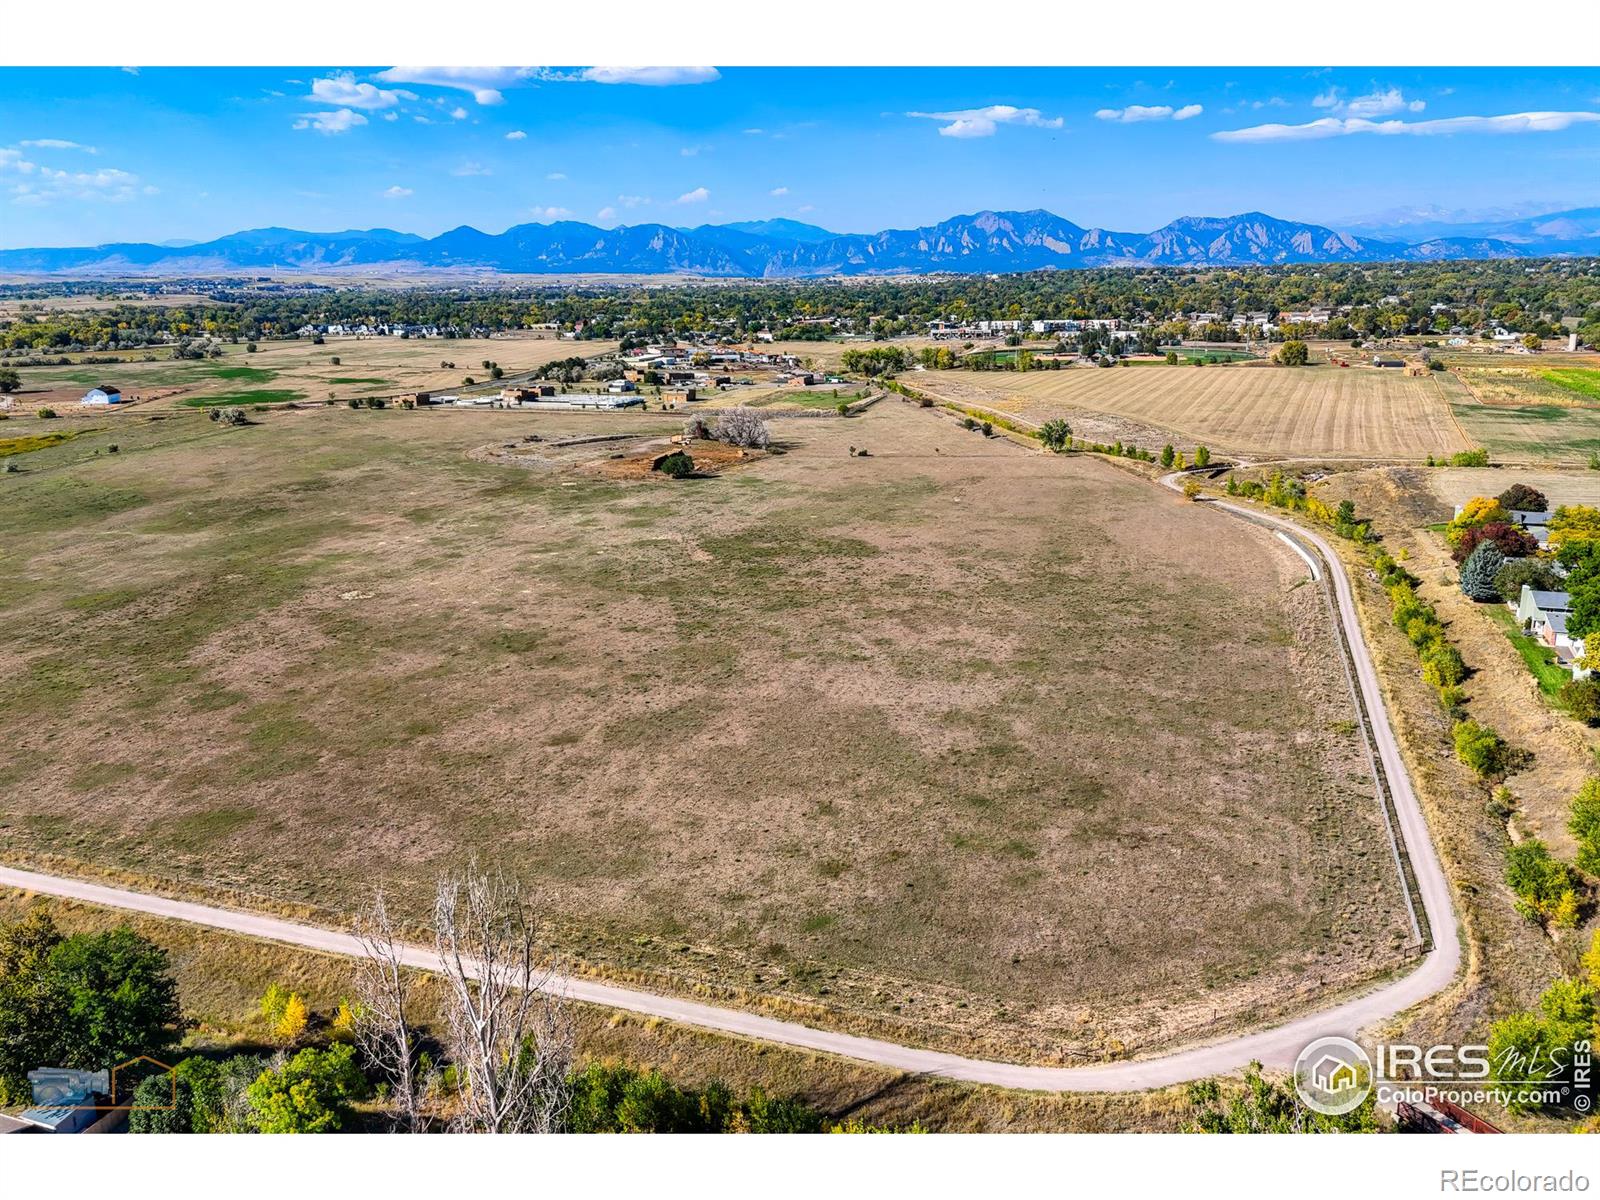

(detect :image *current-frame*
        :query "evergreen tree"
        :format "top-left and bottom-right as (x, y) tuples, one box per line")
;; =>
(1459, 542), (1505, 601)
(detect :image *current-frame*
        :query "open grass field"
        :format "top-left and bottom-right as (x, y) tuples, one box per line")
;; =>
(5, 333), (619, 410)
(1450, 360), (1600, 463)
(0, 399), (1411, 1063)
(909, 364), (1472, 460)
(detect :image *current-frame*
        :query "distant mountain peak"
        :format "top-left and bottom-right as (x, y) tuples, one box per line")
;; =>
(0, 207), (1578, 277)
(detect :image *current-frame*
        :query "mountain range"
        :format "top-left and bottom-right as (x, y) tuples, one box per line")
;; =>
(2, 208), (1597, 277)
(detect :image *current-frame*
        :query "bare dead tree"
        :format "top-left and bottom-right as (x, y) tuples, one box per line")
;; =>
(433, 865), (574, 1134)
(352, 890), (421, 1132)
(712, 406), (770, 449)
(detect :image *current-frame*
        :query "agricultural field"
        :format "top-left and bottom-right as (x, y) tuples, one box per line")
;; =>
(910, 363), (1472, 460)
(2, 333), (618, 411)
(1450, 359), (1600, 463)
(0, 400), (1411, 1063)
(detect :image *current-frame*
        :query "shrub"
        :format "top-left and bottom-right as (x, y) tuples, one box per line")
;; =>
(1182, 478), (1203, 500)
(245, 1043), (368, 1134)
(1421, 640), (1468, 688)
(1570, 778), (1600, 876)
(329, 356), (340, 366)
(683, 414), (711, 440)
(1450, 448), (1491, 467)
(1160, 444), (1175, 468)
(655, 451), (693, 478)
(836, 400), (849, 416)
(246, 342), (258, 353)
(711, 407), (770, 449)
(36, 407), (57, 419)
(1498, 483), (1548, 513)
(1459, 542), (1506, 601)
(1276, 339), (1309, 366)
(1454, 718), (1511, 778)
(1504, 839), (1580, 928)
(980, 420), (993, 437)
(128, 1072), (193, 1134)
(1194, 445), (1211, 468)
(1562, 679), (1600, 727)
(214, 407), (248, 427)
(1038, 418), (1072, 452)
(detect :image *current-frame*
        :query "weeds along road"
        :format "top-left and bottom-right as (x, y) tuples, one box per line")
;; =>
(0, 461), (1460, 1093)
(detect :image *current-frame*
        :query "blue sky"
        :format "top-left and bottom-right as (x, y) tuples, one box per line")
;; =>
(1, 66), (1598, 247)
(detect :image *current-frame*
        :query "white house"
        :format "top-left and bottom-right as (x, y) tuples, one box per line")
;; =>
(79, 386), (124, 406)
(1515, 586), (1571, 635)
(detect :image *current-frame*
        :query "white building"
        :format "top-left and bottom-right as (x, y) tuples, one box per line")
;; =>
(80, 386), (124, 406)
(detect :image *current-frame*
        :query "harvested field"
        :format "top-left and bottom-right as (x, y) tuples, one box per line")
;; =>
(911, 364), (1472, 460)
(0, 400), (1411, 1063)
(1451, 360), (1600, 463)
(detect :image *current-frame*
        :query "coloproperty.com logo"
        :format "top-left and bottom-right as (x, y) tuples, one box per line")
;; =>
(1294, 1034), (1594, 1115)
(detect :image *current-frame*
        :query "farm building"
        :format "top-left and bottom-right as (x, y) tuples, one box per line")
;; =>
(79, 386), (124, 405)
(662, 387), (698, 405)
(1371, 357), (1405, 369)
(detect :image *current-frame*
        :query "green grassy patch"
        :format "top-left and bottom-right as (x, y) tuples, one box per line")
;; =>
(207, 366), (277, 383)
(1540, 368), (1600, 403)
(183, 389), (306, 407)
(1483, 605), (1570, 699)
(327, 376), (392, 386)
(751, 390), (857, 409)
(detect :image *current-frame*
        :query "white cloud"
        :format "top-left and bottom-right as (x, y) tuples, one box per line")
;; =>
(121, 66), (140, 75)
(597, 206), (617, 221)
(8, 157), (147, 206)
(20, 138), (96, 153)
(546, 172), (567, 181)
(293, 108), (368, 135)
(382, 112), (399, 122)
(1095, 103), (1203, 123)
(1213, 110), (1600, 143)
(529, 205), (572, 221)
(1343, 87), (1425, 117)
(374, 66), (528, 105)
(448, 106), (469, 121)
(382, 185), (413, 198)
(680, 145), (704, 157)
(796, 204), (816, 214)
(676, 186), (710, 204)
(616, 193), (650, 208)
(769, 186), (789, 197)
(452, 161), (492, 177)
(1311, 86), (1425, 117)
(743, 127), (765, 135)
(579, 66), (719, 86)
(505, 130), (527, 140)
(308, 72), (411, 110)
(907, 104), (1064, 138)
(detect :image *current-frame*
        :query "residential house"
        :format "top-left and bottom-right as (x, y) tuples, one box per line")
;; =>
(1515, 586), (1570, 636)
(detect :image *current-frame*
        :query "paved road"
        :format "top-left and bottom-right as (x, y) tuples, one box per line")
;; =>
(0, 472), (1460, 1093)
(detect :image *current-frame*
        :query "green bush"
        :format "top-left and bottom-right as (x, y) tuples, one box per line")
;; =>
(128, 1072), (193, 1134)
(1421, 640), (1468, 688)
(1561, 679), (1600, 726)
(655, 450), (694, 478)
(1570, 778), (1600, 876)
(245, 1043), (368, 1134)
(1450, 448), (1491, 467)
(36, 407), (57, 419)
(564, 1061), (821, 1133)
(1453, 718), (1511, 778)
(1504, 839), (1580, 928)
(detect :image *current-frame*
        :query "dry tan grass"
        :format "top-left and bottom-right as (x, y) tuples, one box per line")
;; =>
(911, 364), (1472, 460)
(0, 399), (1411, 1064)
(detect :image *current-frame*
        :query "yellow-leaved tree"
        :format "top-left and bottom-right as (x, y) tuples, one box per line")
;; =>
(275, 992), (309, 1042)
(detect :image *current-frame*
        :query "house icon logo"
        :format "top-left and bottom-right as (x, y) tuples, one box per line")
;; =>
(1293, 1035), (1372, 1115)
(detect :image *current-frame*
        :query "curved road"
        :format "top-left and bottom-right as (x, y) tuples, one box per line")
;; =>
(0, 472), (1459, 1092)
